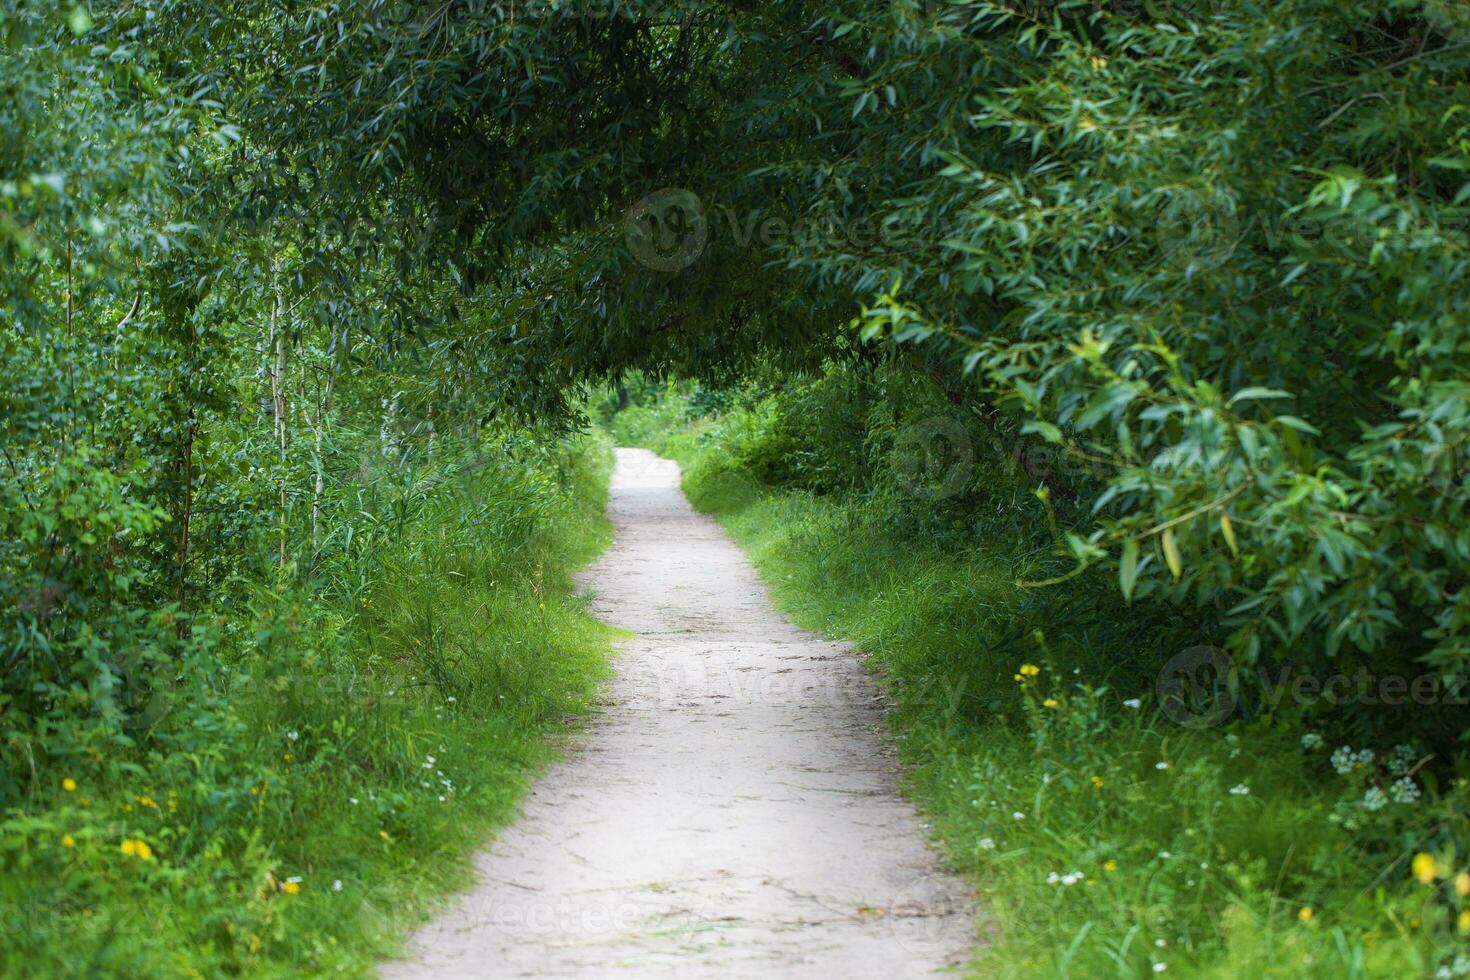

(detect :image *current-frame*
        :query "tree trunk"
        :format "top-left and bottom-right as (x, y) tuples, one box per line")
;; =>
(268, 266), (289, 574)
(310, 326), (346, 557)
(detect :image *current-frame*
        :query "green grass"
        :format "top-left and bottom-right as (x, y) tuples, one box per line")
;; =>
(637, 419), (1457, 979)
(0, 434), (619, 977)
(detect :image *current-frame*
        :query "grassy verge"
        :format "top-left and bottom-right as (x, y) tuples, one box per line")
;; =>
(629, 414), (1452, 979)
(1, 433), (618, 977)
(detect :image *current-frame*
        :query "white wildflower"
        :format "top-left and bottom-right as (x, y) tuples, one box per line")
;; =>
(1229, 784), (1250, 796)
(1390, 776), (1421, 804)
(1301, 733), (1323, 750)
(1123, 698), (1141, 709)
(978, 838), (995, 850)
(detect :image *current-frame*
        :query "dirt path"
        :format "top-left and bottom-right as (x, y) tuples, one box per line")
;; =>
(381, 448), (974, 978)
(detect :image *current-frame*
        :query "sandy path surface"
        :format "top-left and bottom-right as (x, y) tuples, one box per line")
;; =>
(381, 448), (974, 979)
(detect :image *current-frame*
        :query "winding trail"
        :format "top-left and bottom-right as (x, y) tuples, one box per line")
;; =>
(382, 449), (974, 978)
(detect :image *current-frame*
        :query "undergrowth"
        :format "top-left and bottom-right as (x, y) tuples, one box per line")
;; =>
(0, 433), (616, 977)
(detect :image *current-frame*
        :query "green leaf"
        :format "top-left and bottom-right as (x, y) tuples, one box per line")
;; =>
(1227, 387), (1290, 406)
(1274, 415), (1321, 435)
(1161, 527), (1182, 581)
(1119, 538), (1139, 602)
(1021, 419), (1063, 444)
(1219, 513), (1238, 558)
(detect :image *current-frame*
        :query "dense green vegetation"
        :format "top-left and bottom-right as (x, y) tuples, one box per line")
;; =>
(2, 411), (616, 976)
(7, 0), (1470, 974)
(3, 7), (621, 967)
(605, 373), (1466, 977)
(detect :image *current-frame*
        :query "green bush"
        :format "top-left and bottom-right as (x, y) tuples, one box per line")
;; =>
(0, 429), (615, 976)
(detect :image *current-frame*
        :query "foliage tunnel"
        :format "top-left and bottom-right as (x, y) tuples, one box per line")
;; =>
(4, 0), (1470, 972)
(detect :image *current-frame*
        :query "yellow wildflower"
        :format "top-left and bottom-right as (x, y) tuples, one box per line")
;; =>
(61, 778), (77, 792)
(1019, 664), (1040, 677)
(137, 796), (156, 809)
(1460, 910), (1470, 933)
(1412, 852), (1438, 885)
(281, 881), (300, 895)
(1043, 698), (1059, 709)
(1103, 859), (1117, 873)
(120, 838), (152, 860)
(61, 835), (75, 849)
(1297, 907), (1313, 923)
(1090, 56), (1108, 71)
(1091, 776), (1104, 790)
(1456, 872), (1470, 897)
(379, 830), (391, 841)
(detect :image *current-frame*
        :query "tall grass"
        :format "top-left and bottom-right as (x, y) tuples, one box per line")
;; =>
(0, 432), (617, 977)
